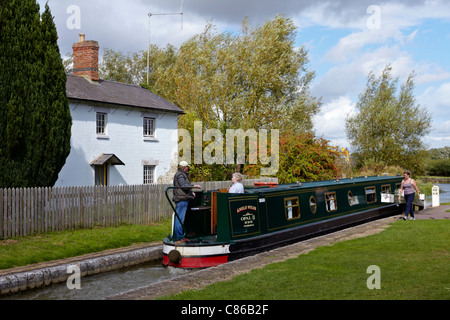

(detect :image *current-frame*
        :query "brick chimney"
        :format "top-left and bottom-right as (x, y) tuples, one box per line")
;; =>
(72, 33), (99, 82)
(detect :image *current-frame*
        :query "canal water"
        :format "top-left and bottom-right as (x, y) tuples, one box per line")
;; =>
(2, 260), (192, 300)
(3, 182), (449, 300)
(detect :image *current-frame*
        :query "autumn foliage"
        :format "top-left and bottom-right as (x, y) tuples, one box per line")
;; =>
(244, 132), (340, 184)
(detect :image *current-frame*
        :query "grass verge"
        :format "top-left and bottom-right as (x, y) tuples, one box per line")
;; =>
(0, 219), (171, 270)
(161, 220), (450, 300)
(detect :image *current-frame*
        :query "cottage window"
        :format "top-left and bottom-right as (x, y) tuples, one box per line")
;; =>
(325, 192), (337, 212)
(365, 187), (377, 204)
(285, 197), (300, 220)
(96, 112), (107, 135)
(143, 117), (155, 137)
(143, 165), (155, 184)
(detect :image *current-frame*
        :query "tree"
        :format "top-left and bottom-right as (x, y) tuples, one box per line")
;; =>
(425, 147), (450, 176)
(154, 16), (321, 179)
(243, 131), (340, 183)
(345, 65), (431, 174)
(0, 1), (72, 187)
(152, 16), (320, 133)
(99, 44), (177, 86)
(428, 146), (450, 160)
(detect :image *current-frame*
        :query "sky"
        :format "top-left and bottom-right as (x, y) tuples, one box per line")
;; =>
(37, 0), (450, 151)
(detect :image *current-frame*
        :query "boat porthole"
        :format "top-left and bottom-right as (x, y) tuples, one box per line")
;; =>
(168, 250), (181, 264)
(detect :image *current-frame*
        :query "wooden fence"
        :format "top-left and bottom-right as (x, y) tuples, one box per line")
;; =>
(0, 178), (277, 239)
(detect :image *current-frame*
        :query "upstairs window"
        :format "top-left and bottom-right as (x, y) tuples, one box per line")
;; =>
(143, 117), (155, 137)
(96, 112), (107, 135)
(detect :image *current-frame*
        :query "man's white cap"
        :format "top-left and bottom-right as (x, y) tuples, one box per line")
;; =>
(179, 161), (189, 167)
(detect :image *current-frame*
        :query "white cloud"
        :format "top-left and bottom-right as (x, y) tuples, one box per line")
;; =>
(40, 0), (208, 55)
(419, 82), (450, 117)
(314, 96), (356, 149)
(313, 45), (417, 100)
(414, 64), (450, 85)
(323, 28), (404, 64)
(425, 120), (450, 148)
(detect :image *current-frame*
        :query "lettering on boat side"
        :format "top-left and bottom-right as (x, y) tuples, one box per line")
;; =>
(237, 205), (257, 213)
(229, 199), (260, 237)
(240, 212), (256, 228)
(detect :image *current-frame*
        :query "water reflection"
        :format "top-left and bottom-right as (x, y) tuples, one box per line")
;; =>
(437, 183), (450, 203)
(2, 261), (191, 300)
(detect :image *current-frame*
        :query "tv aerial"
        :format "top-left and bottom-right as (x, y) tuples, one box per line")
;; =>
(147, 0), (184, 84)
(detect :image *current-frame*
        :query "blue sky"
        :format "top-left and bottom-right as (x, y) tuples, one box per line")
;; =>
(38, 0), (450, 151)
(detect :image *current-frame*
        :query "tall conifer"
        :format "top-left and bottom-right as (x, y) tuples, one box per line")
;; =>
(0, 1), (72, 187)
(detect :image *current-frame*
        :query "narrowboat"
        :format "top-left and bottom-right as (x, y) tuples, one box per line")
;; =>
(162, 175), (409, 268)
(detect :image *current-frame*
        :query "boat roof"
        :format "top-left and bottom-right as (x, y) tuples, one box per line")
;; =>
(245, 175), (402, 194)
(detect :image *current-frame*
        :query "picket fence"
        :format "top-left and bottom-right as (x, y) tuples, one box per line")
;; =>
(0, 178), (277, 239)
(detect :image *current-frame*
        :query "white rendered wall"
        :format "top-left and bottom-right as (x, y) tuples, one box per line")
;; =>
(55, 101), (179, 187)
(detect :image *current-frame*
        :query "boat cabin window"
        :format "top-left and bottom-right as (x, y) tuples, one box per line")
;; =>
(348, 191), (354, 206)
(365, 187), (377, 204)
(309, 196), (317, 214)
(381, 185), (391, 194)
(285, 197), (300, 220)
(325, 192), (337, 212)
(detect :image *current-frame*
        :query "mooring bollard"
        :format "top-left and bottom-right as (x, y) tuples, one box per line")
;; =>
(432, 186), (440, 207)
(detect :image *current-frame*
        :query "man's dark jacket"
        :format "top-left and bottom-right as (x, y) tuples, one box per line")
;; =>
(173, 169), (194, 203)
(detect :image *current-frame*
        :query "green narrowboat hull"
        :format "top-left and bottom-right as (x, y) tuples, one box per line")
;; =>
(163, 175), (408, 268)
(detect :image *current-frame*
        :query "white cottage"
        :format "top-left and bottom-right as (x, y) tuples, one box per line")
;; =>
(55, 34), (183, 187)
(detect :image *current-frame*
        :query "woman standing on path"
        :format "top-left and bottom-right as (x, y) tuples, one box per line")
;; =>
(399, 170), (420, 220)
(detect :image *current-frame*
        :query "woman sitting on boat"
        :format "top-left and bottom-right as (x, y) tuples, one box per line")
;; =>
(228, 172), (244, 193)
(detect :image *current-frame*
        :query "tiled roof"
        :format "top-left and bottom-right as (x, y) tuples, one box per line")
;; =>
(90, 153), (125, 166)
(66, 74), (184, 114)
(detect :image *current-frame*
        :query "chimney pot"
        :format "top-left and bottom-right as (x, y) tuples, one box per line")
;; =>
(72, 34), (99, 82)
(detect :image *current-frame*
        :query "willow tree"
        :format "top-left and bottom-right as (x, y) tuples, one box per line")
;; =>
(0, 1), (72, 187)
(151, 16), (321, 179)
(345, 65), (431, 174)
(151, 16), (320, 133)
